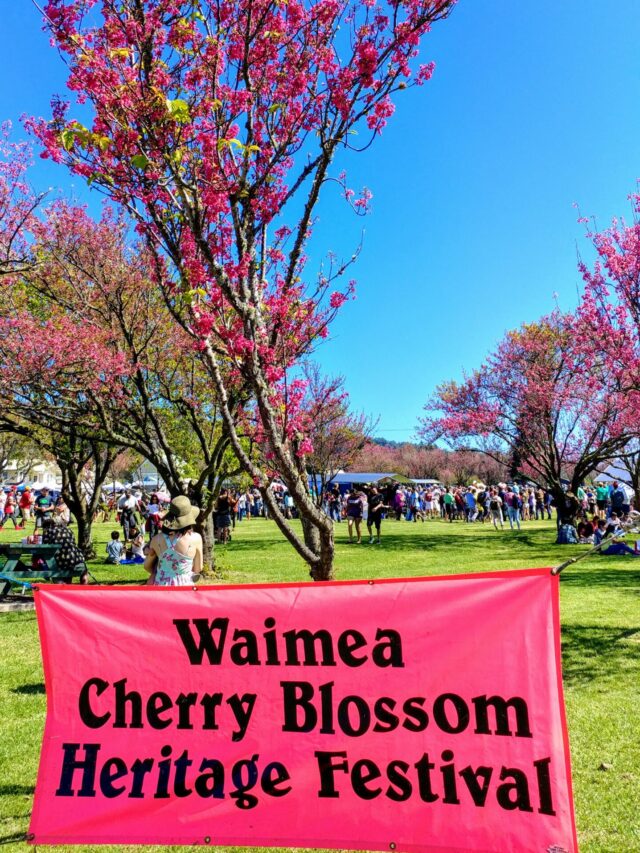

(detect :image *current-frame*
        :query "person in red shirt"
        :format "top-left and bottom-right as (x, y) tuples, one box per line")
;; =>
(0, 490), (20, 530)
(19, 487), (34, 526)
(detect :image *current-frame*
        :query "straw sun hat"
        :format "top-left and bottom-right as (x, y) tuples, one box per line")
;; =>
(162, 496), (200, 530)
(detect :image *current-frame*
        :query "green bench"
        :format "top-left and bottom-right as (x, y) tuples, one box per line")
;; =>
(0, 543), (86, 597)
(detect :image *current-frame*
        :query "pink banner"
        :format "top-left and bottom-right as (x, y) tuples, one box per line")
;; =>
(30, 569), (577, 852)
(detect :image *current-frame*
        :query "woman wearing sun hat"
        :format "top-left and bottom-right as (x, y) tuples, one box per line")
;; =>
(144, 496), (203, 586)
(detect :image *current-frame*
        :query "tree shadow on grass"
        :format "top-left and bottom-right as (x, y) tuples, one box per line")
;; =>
(12, 683), (44, 695)
(0, 831), (30, 846)
(559, 566), (640, 590)
(0, 784), (34, 795)
(332, 530), (559, 553)
(561, 624), (640, 686)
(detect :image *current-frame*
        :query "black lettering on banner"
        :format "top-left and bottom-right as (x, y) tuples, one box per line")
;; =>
(129, 758), (154, 798)
(458, 765), (493, 807)
(261, 762), (292, 798)
(173, 749), (193, 797)
(337, 695), (370, 737)
(194, 758), (225, 799)
(534, 757), (556, 815)
(229, 755), (260, 810)
(402, 697), (429, 732)
(227, 693), (257, 742)
(173, 618), (229, 665)
(113, 679), (143, 729)
(281, 681), (317, 732)
(472, 695), (532, 738)
(146, 692), (173, 729)
(336, 630), (369, 667)
(155, 745), (173, 799)
(433, 694), (470, 734)
(386, 760), (412, 801)
(315, 751), (349, 798)
(440, 750), (460, 804)
(319, 681), (336, 734)
(100, 757), (128, 798)
(174, 692), (198, 729)
(414, 753), (438, 802)
(496, 767), (533, 812)
(372, 697), (399, 733)
(78, 678), (110, 728)
(263, 617), (280, 665)
(200, 693), (223, 729)
(283, 629), (336, 667)
(230, 630), (260, 665)
(371, 629), (404, 668)
(351, 758), (382, 800)
(56, 743), (100, 797)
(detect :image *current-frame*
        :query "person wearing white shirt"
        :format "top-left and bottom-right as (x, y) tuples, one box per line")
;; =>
(117, 489), (139, 540)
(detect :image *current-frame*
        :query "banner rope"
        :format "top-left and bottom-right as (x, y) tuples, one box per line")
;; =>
(0, 573), (33, 589)
(552, 511), (640, 575)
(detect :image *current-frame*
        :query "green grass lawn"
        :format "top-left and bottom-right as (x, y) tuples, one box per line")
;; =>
(1, 516), (638, 852)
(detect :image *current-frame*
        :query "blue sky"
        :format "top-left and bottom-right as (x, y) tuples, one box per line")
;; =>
(2, 0), (639, 441)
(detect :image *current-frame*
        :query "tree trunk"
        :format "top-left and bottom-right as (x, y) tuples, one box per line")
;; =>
(198, 514), (216, 575)
(73, 509), (95, 559)
(301, 515), (320, 555)
(187, 481), (217, 575)
(300, 511), (334, 581)
(310, 522), (335, 582)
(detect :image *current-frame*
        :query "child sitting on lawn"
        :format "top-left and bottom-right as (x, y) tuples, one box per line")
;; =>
(106, 530), (124, 564)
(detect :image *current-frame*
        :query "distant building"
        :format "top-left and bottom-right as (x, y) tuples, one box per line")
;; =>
(1, 459), (62, 490)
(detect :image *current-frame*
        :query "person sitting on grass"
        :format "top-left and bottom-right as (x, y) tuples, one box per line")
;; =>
(595, 516), (640, 556)
(129, 525), (145, 559)
(601, 539), (639, 556)
(577, 519), (595, 544)
(117, 526), (146, 564)
(593, 519), (607, 546)
(42, 517), (88, 583)
(106, 530), (124, 564)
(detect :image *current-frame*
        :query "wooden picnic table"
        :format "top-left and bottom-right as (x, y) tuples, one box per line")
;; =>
(0, 542), (84, 597)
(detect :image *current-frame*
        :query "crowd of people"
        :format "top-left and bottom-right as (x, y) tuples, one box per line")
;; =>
(0, 485), (64, 529)
(2, 476), (636, 582)
(322, 482), (555, 537)
(320, 479), (637, 545)
(0, 485), (87, 582)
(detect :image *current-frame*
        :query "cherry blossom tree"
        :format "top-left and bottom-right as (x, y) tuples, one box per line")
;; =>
(350, 440), (399, 474)
(32, 0), (456, 578)
(575, 191), (640, 409)
(0, 201), (242, 566)
(0, 125), (43, 277)
(419, 313), (631, 508)
(300, 362), (373, 503)
(350, 441), (507, 483)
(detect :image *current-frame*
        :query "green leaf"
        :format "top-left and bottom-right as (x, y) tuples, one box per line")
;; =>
(60, 129), (75, 152)
(131, 154), (151, 169)
(87, 172), (115, 187)
(166, 98), (191, 124)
